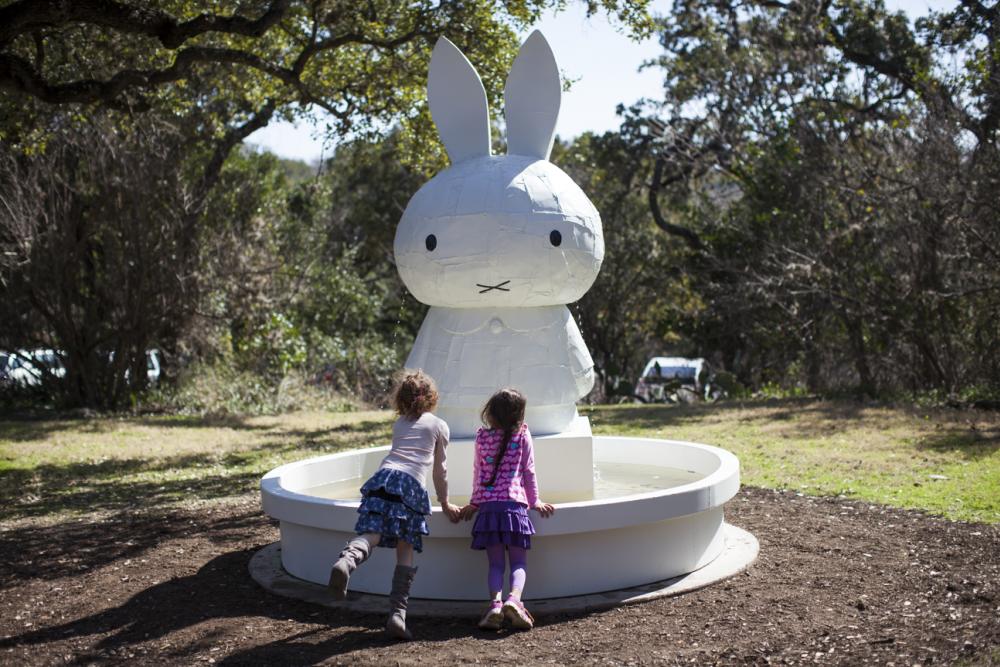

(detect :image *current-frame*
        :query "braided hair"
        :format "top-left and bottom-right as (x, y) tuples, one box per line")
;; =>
(480, 388), (527, 487)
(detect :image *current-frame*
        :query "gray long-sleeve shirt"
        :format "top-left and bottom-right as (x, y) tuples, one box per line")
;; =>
(380, 412), (450, 504)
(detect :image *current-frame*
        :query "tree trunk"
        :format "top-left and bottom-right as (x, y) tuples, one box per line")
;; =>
(842, 312), (876, 397)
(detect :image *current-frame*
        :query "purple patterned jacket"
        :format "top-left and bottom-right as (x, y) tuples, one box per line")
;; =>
(468, 423), (539, 507)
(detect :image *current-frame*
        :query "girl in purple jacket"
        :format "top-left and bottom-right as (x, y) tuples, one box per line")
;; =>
(460, 388), (555, 631)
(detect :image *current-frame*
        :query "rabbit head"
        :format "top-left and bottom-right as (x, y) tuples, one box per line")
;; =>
(394, 31), (604, 309)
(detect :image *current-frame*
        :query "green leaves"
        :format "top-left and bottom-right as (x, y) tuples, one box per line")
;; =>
(1, 1), (653, 166)
(630, 0), (1000, 396)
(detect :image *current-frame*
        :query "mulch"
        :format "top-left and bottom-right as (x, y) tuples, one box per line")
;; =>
(1, 487), (997, 666)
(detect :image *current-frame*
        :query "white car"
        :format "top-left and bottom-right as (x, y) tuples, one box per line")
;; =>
(634, 357), (707, 403)
(145, 349), (162, 385)
(0, 349), (66, 387)
(113, 349), (163, 386)
(1, 349), (161, 388)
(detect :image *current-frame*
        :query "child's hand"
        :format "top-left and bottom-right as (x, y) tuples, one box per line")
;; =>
(533, 501), (555, 518)
(442, 502), (462, 523)
(459, 504), (479, 521)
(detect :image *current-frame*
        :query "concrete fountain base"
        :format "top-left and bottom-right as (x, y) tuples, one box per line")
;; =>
(260, 432), (749, 600)
(249, 523), (758, 617)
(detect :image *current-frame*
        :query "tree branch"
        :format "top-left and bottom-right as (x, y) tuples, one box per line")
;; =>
(194, 101), (278, 218)
(0, 0), (290, 49)
(648, 157), (704, 251)
(0, 26), (438, 111)
(819, 20), (976, 136)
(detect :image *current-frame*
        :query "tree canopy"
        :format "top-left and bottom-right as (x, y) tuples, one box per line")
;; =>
(3, 0), (997, 409)
(0, 0), (654, 408)
(0, 1), (652, 163)
(627, 0), (1000, 397)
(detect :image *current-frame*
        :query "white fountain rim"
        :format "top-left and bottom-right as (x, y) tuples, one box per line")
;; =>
(261, 436), (741, 533)
(262, 436), (736, 506)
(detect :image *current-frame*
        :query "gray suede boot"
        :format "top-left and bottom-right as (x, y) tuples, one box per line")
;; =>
(385, 565), (417, 640)
(327, 537), (371, 600)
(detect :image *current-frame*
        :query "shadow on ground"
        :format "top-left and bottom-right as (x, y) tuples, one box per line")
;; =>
(0, 505), (264, 587)
(0, 418), (392, 521)
(1, 488), (998, 665)
(914, 429), (1000, 460)
(584, 398), (873, 433)
(0, 533), (497, 665)
(0, 413), (273, 443)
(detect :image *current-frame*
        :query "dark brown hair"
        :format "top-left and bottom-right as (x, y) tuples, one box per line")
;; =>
(391, 369), (439, 420)
(480, 388), (527, 487)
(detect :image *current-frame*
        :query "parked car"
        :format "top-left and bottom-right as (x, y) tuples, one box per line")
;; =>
(113, 349), (163, 386)
(145, 349), (162, 385)
(0, 349), (66, 388)
(634, 357), (717, 403)
(2, 349), (161, 388)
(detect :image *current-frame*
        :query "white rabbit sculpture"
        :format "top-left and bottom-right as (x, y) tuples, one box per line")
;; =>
(394, 31), (604, 437)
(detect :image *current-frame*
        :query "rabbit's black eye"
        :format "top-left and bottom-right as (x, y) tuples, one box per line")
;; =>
(549, 230), (562, 247)
(425, 234), (437, 251)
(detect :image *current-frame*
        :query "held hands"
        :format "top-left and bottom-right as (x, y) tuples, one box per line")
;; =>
(533, 501), (556, 518)
(452, 502), (553, 520)
(442, 502), (463, 523)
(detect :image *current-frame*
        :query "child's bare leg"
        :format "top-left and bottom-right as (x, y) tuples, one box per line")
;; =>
(395, 539), (413, 566)
(362, 533), (382, 548)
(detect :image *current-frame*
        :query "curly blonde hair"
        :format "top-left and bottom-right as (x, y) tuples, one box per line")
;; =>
(391, 369), (439, 420)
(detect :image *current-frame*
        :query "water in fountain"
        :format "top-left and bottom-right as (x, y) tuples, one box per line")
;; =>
(303, 461), (704, 505)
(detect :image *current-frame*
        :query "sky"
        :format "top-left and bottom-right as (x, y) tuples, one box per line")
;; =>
(246, 0), (959, 164)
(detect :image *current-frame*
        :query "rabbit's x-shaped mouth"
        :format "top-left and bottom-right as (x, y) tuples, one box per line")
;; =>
(477, 280), (511, 294)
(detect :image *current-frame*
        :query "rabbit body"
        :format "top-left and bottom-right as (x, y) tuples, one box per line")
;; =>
(397, 155), (602, 437)
(406, 305), (593, 437)
(394, 33), (604, 437)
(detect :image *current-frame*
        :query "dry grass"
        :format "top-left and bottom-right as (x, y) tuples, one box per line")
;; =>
(0, 411), (392, 520)
(585, 399), (1000, 523)
(1, 399), (997, 523)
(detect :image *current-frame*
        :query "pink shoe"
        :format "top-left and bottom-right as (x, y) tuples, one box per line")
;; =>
(502, 597), (534, 630)
(478, 600), (504, 630)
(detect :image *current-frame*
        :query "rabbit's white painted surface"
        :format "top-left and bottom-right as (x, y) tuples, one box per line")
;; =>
(395, 33), (603, 435)
(405, 305), (594, 436)
(426, 36), (491, 164)
(504, 30), (562, 160)
(395, 155), (603, 308)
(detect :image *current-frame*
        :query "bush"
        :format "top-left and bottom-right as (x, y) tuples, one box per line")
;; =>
(142, 362), (358, 416)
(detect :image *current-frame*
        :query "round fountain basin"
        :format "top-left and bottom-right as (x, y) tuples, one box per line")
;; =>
(261, 436), (740, 600)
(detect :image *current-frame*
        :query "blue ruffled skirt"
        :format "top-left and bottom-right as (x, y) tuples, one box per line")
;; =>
(471, 501), (535, 550)
(354, 468), (430, 552)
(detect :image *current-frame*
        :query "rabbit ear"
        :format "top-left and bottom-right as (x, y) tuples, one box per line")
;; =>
(504, 30), (561, 160)
(428, 37), (492, 164)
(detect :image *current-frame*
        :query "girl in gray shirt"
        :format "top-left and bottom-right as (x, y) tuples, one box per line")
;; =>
(327, 369), (460, 640)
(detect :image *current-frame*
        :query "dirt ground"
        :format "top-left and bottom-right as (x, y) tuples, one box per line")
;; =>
(1, 487), (997, 666)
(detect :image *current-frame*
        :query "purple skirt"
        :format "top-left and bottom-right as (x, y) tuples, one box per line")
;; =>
(470, 501), (535, 550)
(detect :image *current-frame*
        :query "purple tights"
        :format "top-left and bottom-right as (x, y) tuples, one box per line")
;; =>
(486, 543), (527, 596)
